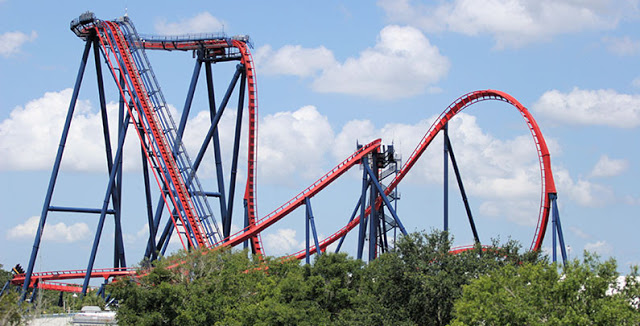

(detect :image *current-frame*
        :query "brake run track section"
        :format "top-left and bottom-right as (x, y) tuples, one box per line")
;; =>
(290, 89), (557, 260)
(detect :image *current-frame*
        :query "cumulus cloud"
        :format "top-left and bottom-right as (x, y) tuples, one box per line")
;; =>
(258, 106), (335, 184)
(623, 195), (640, 206)
(262, 228), (303, 256)
(7, 216), (90, 243)
(0, 30), (37, 57)
(312, 25), (449, 99)
(332, 112), (556, 226)
(554, 168), (614, 207)
(569, 226), (591, 240)
(155, 12), (225, 35)
(379, 0), (631, 49)
(255, 25), (448, 99)
(0, 89), (140, 172)
(2, 90), (606, 229)
(585, 240), (614, 256)
(532, 88), (640, 128)
(590, 155), (629, 178)
(603, 36), (640, 56)
(254, 45), (337, 77)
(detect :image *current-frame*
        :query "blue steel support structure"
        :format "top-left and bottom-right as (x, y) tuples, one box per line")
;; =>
(0, 280), (10, 297)
(204, 60), (229, 240)
(444, 130), (480, 244)
(357, 154), (370, 260)
(334, 196), (364, 253)
(368, 151), (380, 261)
(363, 159), (408, 237)
(352, 147), (407, 261)
(226, 67), (247, 239)
(149, 63), (244, 257)
(304, 198), (322, 265)
(93, 36), (126, 270)
(21, 40), (93, 301)
(82, 113), (131, 295)
(444, 123), (449, 232)
(144, 56), (203, 259)
(550, 193), (568, 265)
(18, 13), (260, 299)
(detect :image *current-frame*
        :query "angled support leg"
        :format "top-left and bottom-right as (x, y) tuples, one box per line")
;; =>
(357, 155), (370, 260)
(550, 193), (568, 265)
(82, 114), (131, 295)
(225, 68), (246, 238)
(445, 132), (480, 244)
(363, 159), (408, 236)
(204, 61), (229, 239)
(305, 197), (322, 265)
(21, 40), (93, 301)
(444, 123), (449, 232)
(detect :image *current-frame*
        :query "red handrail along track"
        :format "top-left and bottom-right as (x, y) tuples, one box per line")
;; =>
(290, 90), (557, 260)
(10, 139), (381, 291)
(11, 12), (559, 294)
(96, 20), (210, 249)
(138, 31), (263, 254)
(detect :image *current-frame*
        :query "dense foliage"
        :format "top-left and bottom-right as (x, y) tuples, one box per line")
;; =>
(3, 231), (638, 325)
(109, 231), (542, 325)
(451, 253), (640, 325)
(0, 264), (22, 325)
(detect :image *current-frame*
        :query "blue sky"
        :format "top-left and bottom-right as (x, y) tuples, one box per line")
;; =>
(1, 0), (639, 276)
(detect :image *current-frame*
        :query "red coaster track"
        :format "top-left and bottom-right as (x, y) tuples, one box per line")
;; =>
(10, 14), (557, 294)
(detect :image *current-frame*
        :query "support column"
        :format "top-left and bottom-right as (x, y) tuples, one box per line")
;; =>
(368, 152), (379, 261)
(550, 193), (567, 265)
(444, 123), (449, 232)
(445, 132), (480, 244)
(82, 114), (131, 295)
(204, 60), (229, 239)
(305, 197), (321, 265)
(21, 40), (93, 301)
(357, 154), (369, 260)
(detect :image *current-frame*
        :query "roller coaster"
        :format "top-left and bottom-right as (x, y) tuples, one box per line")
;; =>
(2, 12), (567, 301)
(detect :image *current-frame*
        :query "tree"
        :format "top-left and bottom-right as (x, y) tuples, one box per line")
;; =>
(450, 252), (640, 325)
(0, 264), (22, 325)
(349, 231), (541, 326)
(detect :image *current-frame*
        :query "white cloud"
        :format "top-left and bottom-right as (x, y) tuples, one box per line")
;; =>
(0, 89), (140, 172)
(262, 228), (303, 256)
(2, 90), (607, 230)
(585, 240), (614, 256)
(312, 25), (449, 99)
(554, 168), (614, 207)
(0, 30), (37, 57)
(258, 105), (335, 184)
(603, 36), (640, 56)
(124, 223), (150, 245)
(590, 155), (629, 178)
(7, 216), (89, 243)
(256, 25), (448, 99)
(623, 195), (640, 206)
(155, 12), (225, 35)
(332, 112), (556, 226)
(532, 88), (640, 128)
(569, 226), (591, 240)
(254, 45), (337, 77)
(379, 0), (631, 49)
